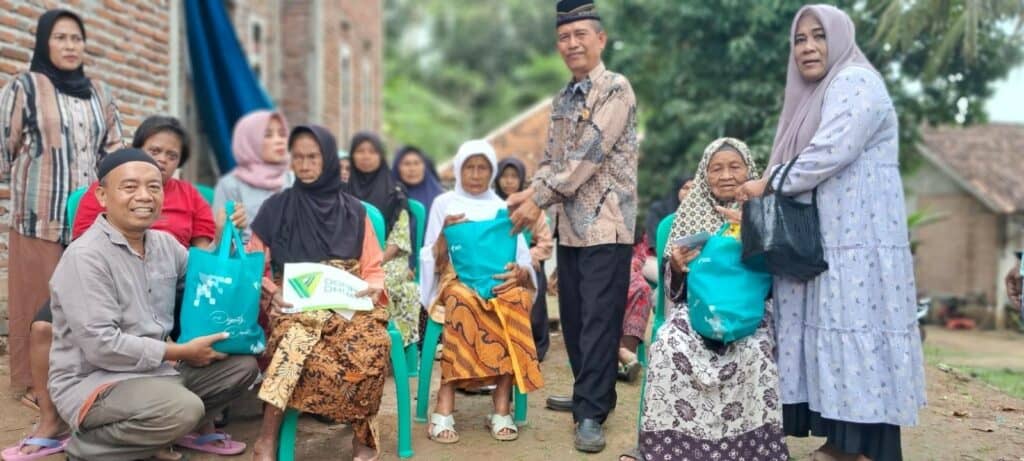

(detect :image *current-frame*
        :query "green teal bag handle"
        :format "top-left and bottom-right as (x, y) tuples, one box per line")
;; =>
(217, 201), (244, 262)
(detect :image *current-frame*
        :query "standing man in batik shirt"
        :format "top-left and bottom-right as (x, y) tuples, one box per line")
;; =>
(507, 0), (638, 454)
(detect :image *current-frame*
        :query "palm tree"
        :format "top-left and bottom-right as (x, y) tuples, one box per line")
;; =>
(872, 0), (1024, 79)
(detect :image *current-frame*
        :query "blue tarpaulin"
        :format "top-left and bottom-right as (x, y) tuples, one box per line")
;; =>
(185, 0), (273, 174)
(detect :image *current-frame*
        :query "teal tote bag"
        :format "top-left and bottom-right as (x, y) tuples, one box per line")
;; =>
(686, 224), (773, 344)
(442, 209), (519, 300)
(178, 202), (267, 354)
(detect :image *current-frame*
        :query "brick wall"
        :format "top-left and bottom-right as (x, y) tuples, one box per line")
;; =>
(279, 0), (312, 128)
(0, 0), (174, 310)
(0, 0), (384, 317)
(0, 1), (174, 130)
(915, 192), (1001, 306)
(279, 0), (382, 146)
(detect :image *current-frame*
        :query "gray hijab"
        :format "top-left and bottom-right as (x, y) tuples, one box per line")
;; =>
(769, 4), (880, 168)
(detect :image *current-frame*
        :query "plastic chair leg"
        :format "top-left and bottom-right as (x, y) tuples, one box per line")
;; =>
(405, 343), (419, 377)
(277, 407), (301, 461)
(513, 386), (528, 427)
(637, 341), (647, 367)
(415, 319), (444, 423)
(387, 324), (414, 458)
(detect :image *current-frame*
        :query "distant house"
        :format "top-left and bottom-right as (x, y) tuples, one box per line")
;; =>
(906, 123), (1024, 329)
(440, 97), (553, 183)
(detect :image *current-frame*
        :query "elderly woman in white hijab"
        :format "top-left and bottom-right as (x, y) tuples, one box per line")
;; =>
(419, 140), (543, 445)
(737, 5), (925, 461)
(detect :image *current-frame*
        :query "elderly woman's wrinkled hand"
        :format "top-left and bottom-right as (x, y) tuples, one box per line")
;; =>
(443, 213), (467, 228)
(493, 263), (531, 294)
(1006, 265), (1022, 308)
(268, 291), (293, 320)
(715, 206), (742, 225)
(735, 177), (769, 202)
(356, 287), (385, 306)
(670, 245), (701, 273)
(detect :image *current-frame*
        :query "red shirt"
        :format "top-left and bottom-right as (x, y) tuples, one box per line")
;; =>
(72, 178), (216, 247)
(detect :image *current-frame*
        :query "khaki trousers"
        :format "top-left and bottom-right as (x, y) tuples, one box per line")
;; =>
(66, 355), (258, 461)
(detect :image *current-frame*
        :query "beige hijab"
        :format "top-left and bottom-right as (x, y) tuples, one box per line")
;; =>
(769, 4), (879, 168)
(664, 137), (758, 258)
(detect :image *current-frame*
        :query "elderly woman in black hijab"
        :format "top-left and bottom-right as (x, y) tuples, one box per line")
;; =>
(345, 132), (421, 348)
(0, 8), (122, 457)
(249, 125), (389, 461)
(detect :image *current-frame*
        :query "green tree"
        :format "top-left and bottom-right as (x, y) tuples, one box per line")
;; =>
(383, 0), (566, 160)
(601, 0), (1023, 218)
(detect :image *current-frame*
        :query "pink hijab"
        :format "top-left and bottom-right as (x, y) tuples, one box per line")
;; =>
(230, 110), (290, 190)
(769, 4), (880, 168)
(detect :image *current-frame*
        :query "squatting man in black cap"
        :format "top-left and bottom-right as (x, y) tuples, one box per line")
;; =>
(47, 149), (259, 460)
(507, 0), (640, 454)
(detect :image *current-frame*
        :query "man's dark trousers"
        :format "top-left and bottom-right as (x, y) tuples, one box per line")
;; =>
(556, 243), (631, 423)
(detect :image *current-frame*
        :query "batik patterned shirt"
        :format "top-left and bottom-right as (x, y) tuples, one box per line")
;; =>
(532, 62), (638, 247)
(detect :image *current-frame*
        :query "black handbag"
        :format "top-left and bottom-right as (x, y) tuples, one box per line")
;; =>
(741, 158), (828, 281)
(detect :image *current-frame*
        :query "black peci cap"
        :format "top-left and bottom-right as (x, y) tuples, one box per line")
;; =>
(556, 0), (601, 27)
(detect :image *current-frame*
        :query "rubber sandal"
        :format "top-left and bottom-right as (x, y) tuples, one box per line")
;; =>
(1, 436), (68, 461)
(175, 431), (246, 456)
(486, 413), (518, 442)
(427, 413), (459, 444)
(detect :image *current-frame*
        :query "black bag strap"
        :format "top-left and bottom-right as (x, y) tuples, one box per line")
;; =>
(772, 158), (818, 206)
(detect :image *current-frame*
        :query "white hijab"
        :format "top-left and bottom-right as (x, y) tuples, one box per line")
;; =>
(418, 140), (534, 307)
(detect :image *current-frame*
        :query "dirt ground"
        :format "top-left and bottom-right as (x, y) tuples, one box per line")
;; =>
(1, 327), (1024, 460)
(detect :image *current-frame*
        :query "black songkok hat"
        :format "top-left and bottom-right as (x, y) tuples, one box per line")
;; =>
(556, 0), (601, 27)
(98, 148), (161, 181)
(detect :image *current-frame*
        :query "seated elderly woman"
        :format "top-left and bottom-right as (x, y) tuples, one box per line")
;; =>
(625, 138), (788, 461)
(420, 140), (543, 444)
(248, 125), (389, 461)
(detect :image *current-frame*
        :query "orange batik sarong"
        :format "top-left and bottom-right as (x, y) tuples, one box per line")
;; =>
(429, 269), (543, 393)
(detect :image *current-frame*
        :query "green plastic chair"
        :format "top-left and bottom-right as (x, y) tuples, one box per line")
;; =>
(194, 183), (215, 206)
(637, 213), (674, 424)
(408, 199), (426, 278)
(415, 317), (529, 426)
(278, 202), (414, 460)
(404, 199), (427, 378)
(651, 214), (674, 344)
(66, 186), (89, 226)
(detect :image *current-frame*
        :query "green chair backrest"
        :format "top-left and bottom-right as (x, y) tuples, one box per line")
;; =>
(362, 201), (387, 250)
(194, 183), (215, 207)
(652, 213), (675, 343)
(66, 185), (89, 225)
(408, 199), (426, 276)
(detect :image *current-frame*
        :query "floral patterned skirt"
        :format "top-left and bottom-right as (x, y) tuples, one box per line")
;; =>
(384, 257), (421, 346)
(639, 302), (788, 460)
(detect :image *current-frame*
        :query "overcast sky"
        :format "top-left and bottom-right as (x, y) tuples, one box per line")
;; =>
(987, 64), (1024, 122)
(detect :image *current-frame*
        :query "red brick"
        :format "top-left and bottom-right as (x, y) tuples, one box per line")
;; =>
(15, 4), (42, 18)
(106, 50), (125, 64)
(0, 62), (19, 76)
(0, 29), (18, 44)
(103, 0), (126, 13)
(0, 47), (29, 62)
(0, 14), (24, 29)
